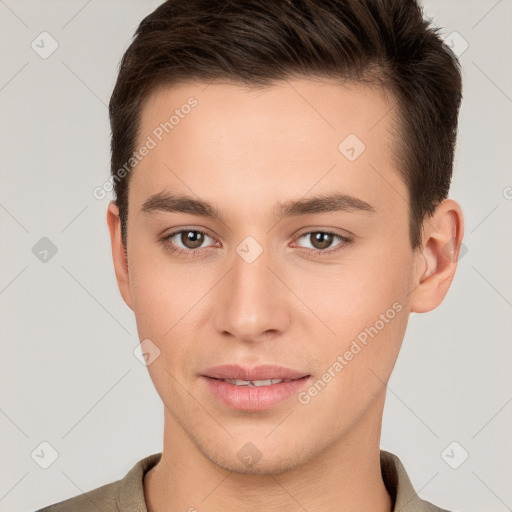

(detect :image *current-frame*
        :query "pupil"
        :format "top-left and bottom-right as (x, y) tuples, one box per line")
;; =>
(183, 231), (204, 248)
(313, 232), (332, 250)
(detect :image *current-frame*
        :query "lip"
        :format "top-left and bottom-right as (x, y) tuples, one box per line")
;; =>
(201, 364), (309, 381)
(201, 364), (311, 411)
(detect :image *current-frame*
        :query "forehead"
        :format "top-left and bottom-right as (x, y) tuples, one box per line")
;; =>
(140, 78), (397, 141)
(130, 78), (407, 222)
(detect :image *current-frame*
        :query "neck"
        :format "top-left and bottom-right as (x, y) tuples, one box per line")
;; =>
(144, 396), (392, 512)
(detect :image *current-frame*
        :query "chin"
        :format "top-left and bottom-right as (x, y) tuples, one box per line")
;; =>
(196, 434), (313, 476)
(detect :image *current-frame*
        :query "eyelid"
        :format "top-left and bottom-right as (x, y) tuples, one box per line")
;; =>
(291, 230), (351, 253)
(293, 226), (352, 239)
(162, 228), (218, 251)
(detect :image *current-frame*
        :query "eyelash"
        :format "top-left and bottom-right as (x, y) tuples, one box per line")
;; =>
(160, 229), (352, 258)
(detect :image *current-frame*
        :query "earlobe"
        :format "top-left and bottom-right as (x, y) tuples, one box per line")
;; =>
(410, 199), (464, 313)
(106, 201), (133, 311)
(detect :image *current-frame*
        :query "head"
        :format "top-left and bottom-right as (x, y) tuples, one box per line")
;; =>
(106, 0), (464, 474)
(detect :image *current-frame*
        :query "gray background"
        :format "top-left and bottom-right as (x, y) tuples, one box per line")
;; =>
(1, 1), (511, 511)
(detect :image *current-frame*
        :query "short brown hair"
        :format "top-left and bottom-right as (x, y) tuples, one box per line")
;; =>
(109, 0), (462, 251)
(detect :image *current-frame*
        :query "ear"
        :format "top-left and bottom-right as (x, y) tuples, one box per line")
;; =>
(410, 198), (465, 313)
(106, 201), (133, 311)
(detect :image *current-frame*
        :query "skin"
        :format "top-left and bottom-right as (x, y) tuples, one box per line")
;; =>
(106, 78), (464, 512)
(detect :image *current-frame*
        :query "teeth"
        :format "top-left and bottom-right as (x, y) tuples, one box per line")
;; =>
(222, 378), (290, 386)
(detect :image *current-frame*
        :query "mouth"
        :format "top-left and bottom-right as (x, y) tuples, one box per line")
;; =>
(200, 365), (311, 411)
(210, 377), (306, 387)
(201, 363), (309, 382)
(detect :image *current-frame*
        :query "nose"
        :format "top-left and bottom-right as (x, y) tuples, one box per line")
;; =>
(213, 241), (292, 343)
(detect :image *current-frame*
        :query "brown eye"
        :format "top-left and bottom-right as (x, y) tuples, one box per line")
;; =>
(180, 230), (205, 249)
(294, 230), (350, 255)
(309, 232), (335, 250)
(161, 229), (215, 255)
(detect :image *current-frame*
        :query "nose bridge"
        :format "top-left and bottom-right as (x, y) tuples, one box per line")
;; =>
(214, 235), (290, 340)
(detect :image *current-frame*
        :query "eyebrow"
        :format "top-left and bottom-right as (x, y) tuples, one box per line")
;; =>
(140, 191), (376, 222)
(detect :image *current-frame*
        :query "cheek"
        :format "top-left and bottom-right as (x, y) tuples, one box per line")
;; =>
(127, 244), (190, 338)
(296, 245), (413, 344)
(339, 249), (413, 379)
(127, 245), (213, 372)
(295, 259), (411, 422)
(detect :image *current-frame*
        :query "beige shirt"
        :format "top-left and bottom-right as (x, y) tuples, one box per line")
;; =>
(35, 450), (451, 511)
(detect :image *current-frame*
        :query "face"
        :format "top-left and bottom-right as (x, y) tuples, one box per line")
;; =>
(109, 78), (423, 474)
